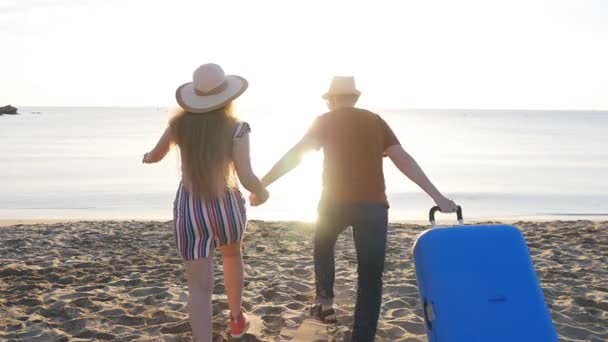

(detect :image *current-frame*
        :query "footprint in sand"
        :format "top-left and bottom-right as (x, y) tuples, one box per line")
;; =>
(286, 280), (313, 293)
(212, 301), (229, 315)
(242, 301), (254, 311)
(109, 278), (142, 287)
(383, 298), (407, 310)
(71, 297), (98, 309)
(93, 293), (116, 302)
(128, 286), (167, 297)
(14, 297), (43, 307)
(120, 303), (135, 309)
(400, 320), (426, 335)
(57, 275), (77, 285)
(293, 293), (312, 302)
(100, 308), (126, 317)
(45, 274), (62, 283)
(261, 288), (279, 301)
(387, 308), (408, 319)
(166, 302), (185, 311)
(40, 304), (82, 320)
(290, 267), (312, 278)
(400, 296), (420, 307)
(74, 329), (116, 340)
(12, 283), (46, 292)
(262, 314), (285, 332)
(558, 323), (596, 341)
(286, 301), (306, 310)
(113, 314), (146, 326)
(160, 320), (191, 334)
(58, 292), (90, 300)
(73, 262), (96, 269)
(60, 318), (88, 334)
(252, 305), (284, 316)
(146, 310), (182, 325)
(214, 283), (226, 294)
(6, 323), (24, 332)
(76, 284), (106, 292)
(378, 324), (407, 340)
(575, 297), (608, 311)
(127, 305), (148, 316)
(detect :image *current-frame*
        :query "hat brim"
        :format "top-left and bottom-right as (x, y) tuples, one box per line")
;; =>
(322, 90), (361, 100)
(176, 75), (248, 114)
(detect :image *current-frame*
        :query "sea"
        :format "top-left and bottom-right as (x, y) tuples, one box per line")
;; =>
(1, 107), (607, 223)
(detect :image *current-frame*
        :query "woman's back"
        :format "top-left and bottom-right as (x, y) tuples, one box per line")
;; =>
(170, 106), (241, 199)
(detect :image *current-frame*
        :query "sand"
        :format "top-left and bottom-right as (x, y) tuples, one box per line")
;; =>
(0, 220), (606, 341)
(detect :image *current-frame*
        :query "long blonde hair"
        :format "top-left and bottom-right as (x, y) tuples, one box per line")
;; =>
(169, 103), (238, 198)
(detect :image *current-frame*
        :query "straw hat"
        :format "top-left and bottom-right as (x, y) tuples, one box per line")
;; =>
(176, 63), (248, 114)
(322, 76), (361, 99)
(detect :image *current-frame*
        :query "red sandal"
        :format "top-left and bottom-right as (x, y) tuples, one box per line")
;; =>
(230, 311), (250, 338)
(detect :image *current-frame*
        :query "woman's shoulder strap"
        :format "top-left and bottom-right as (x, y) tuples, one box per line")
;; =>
(233, 121), (251, 141)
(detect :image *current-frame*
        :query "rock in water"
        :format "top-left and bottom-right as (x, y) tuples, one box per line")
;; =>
(0, 105), (18, 115)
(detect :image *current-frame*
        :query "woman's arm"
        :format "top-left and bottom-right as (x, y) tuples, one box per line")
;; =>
(385, 145), (457, 212)
(233, 134), (269, 203)
(142, 127), (173, 163)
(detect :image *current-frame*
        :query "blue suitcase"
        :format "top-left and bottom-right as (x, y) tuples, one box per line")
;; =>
(412, 207), (558, 342)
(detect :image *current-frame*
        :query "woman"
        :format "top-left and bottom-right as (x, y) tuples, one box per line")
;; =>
(143, 63), (268, 341)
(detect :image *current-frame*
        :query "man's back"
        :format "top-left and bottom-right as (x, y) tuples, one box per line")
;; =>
(308, 107), (399, 205)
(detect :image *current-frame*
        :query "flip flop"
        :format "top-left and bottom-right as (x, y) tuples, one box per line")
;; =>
(309, 304), (338, 324)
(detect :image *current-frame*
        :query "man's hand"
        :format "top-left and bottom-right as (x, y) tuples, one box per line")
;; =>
(249, 189), (270, 206)
(142, 152), (152, 164)
(434, 196), (458, 213)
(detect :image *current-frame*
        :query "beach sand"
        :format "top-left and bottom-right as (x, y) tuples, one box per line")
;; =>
(0, 220), (606, 341)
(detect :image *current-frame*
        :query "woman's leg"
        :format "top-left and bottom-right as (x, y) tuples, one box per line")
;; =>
(184, 256), (215, 342)
(220, 242), (244, 318)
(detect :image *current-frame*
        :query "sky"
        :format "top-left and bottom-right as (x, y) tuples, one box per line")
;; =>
(1, 0), (607, 109)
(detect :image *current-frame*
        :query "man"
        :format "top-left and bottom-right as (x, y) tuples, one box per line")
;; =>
(251, 76), (457, 341)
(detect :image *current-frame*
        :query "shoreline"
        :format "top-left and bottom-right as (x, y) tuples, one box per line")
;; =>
(2, 216), (607, 228)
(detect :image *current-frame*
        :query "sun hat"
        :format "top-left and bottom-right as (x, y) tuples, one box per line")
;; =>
(176, 63), (248, 113)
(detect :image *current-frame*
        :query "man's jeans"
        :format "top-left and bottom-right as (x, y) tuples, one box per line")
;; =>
(314, 201), (388, 341)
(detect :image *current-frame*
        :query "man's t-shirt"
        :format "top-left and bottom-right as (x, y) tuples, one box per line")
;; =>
(306, 107), (400, 206)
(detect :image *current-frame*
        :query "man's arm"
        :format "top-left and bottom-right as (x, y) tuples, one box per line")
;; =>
(385, 145), (457, 212)
(261, 135), (321, 187)
(142, 127), (173, 163)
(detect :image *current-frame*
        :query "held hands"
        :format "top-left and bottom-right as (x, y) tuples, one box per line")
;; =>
(142, 153), (152, 164)
(435, 196), (458, 213)
(249, 188), (269, 206)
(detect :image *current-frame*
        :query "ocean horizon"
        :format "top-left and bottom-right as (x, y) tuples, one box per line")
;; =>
(2, 106), (607, 223)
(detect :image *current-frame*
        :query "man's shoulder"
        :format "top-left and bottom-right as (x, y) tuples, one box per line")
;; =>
(354, 107), (376, 114)
(323, 107), (378, 118)
(313, 108), (381, 130)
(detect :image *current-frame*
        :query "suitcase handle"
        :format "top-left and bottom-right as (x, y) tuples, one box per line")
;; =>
(429, 205), (463, 226)
(423, 297), (434, 330)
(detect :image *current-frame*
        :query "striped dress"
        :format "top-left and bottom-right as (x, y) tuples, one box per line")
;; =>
(173, 122), (250, 260)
